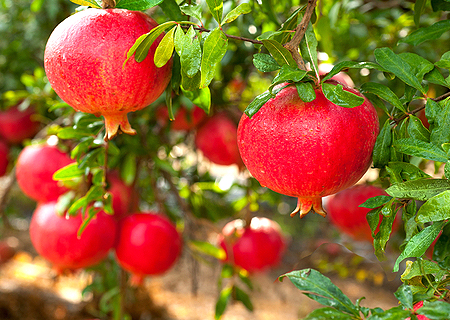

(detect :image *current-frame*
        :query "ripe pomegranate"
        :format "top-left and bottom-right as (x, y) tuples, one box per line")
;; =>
(0, 140), (9, 177)
(326, 184), (399, 242)
(114, 212), (182, 284)
(195, 112), (243, 167)
(44, 8), (172, 140)
(29, 201), (117, 273)
(237, 81), (379, 218)
(218, 217), (286, 273)
(15, 144), (75, 202)
(0, 104), (40, 144)
(156, 105), (206, 131)
(106, 171), (136, 220)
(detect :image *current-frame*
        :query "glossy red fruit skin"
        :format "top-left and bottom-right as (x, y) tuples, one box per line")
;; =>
(0, 140), (9, 177)
(115, 213), (182, 280)
(237, 82), (379, 218)
(0, 105), (40, 144)
(29, 202), (117, 272)
(218, 217), (286, 273)
(326, 184), (398, 242)
(107, 171), (136, 221)
(44, 9), (172, 140)
(156, 105), (206, 131)
(195, 112), (243, 167)
(15, 144), (74, 202)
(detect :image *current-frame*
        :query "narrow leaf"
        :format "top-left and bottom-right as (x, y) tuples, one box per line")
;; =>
(253, 53), (281, 72)
(399, 52), (434, 82)
(321, 61), (387, 83)
(234, 286), (254, 311)
(53, 163), (83, 181)
(393, 138), (448, 162)
(296, 82), (316, 102)
(271, 64), (307, 87)
(408, 114), (430, 142)
(181, 86), (211, 113)
(245, 91), (274, 118)
(261, 39), (297, 68)
(215, 286), (232, 320)
(360, 82), (405, 112)
(414, 0), (426, 26)
(115, 0), (163, 10)
(372, 119), (392, 168)
(359, 195), (393, 209)
(304, 307), (353, 320)
(300, 22), (319, 78)
(159, 0), (184, 21)
(417, 190), (450, 223)
(189, 240), (226, 260)
(69, 0), (100, 8)
(175, 25), (202, 78)
(322, 83), (364, 108)
(424, 67), (449, 88)
(386, 179), (450, 201)
(221, 3), (251, 25)
(201, 28), (228, 88)
(206, 0), (223, 24)
(430, 99), (450, 147)
(154, 26), (175, 68)
(400, 20), (450, 46)
(419, 301), (450, 320)
(180, 4), (202, 21)
(394, 285), (413, 310)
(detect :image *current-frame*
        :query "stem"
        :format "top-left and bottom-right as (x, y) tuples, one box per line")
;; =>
(102, 0), (116, 9)
(284, 0), (318, 70)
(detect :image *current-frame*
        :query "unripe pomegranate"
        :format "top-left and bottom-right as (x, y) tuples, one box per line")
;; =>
(29, 201), (117, 273)
(156, 105), (206, 131)
(44, 8), (172, 140)
(195, 112), (243, 167)
(0, 140), (9, 177)
(15, 144), (75, 202)
(326, 184), (399, 242)
(115, 212), (182, 284)
(218, 217), (286, 273)
(0, 104), (40, 144)
(107, 171), (136, 220)
(237, 82), (379, 218)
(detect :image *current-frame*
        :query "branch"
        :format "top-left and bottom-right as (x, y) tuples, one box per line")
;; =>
(284, 0), (318, 70)
(102, 0), (116, 9)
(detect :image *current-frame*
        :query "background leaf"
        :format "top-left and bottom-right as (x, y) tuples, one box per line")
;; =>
(400, 19), (450, 46)
(221, 3), (251, 25)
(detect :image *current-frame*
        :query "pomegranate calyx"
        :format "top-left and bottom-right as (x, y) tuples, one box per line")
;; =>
(103, 113), (136, 141)
(290, 197), (327, 218)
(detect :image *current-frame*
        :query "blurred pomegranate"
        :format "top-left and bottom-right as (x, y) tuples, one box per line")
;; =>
(156, 105), (206, 131)
(0, 104), (40, 144)
(107, 171), (137, 221)
(0, 140), (9, 177)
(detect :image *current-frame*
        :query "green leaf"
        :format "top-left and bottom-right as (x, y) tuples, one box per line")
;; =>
(57, 127), (94, 140)
(115, 0), (163, 10)
(399, 52), (435, 82)
(181, 86), (211, 113)
(321, 61), (387, 83)
(303, 307), (354, 320)
(180, 4), (202, 21)
(424, 67), (449, 88)
(279, 269), (358, 316)
(401, 260), (442, 281)
(366, 307), (413, 320)
(159, 0), (184, 21)
(261, 39), (297, 68)
(300, 22), (319, 78)
(174, 25), (201, 78)
(393, 221), (445, 272)
(374, 47), (425, 94)
(221, 3), (251, 25)
(154, 26), (175, 68)
(393, 138), (448, 162)
(53, 163), (83, 181)
(359, 195), (393, 209)
(295, 82), (316, 102)
(271, 64), (307, 88)
(400, 20), (450, 46)
(121, 153), (136, 186)
(417, 191), (450, 223)
(234, 286), (254, 312)
(68, 0), (100, 8)
(374, 202), (397, 258)
(386, 179), (450, 201)
(432, 223), (450, 268)
(432, 0), (450, 11)
(215, 286), (232, 320)
(189, 240), (226, 260)
(244, 91), (274, 118)
(419, 301), (450, 320)
(386, 161), (430, 182)
(201, 27), (228, 88)
(394, 285), (413, 310)
(435, 51), (450, 69)
(372, 119), (392, 168)
(414, 0), (426, 26)
(360, 82), (405, 113)
(408, 115), (430, 142)
(253, 53), (281, 72)
(322, 83), (364, 108)
(206, 0), (223, 24)
(430, 99), (450, 147)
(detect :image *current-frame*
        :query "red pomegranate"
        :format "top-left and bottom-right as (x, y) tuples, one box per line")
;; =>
(237, 82), (379, 218)
(0, 140), (9, 177)
(195, 112), (243, 167)
(15, 144), (75, 202)
(326, 184), (399, 242)
(0, 104), (40, 144)
(107, 171), (136, 220)
(114, 212), (182, 284)
(29, 201), (117, 273)
(218, 217), (286, 273)
(44, 8), (172, 140)
(156, 105), (206, 131)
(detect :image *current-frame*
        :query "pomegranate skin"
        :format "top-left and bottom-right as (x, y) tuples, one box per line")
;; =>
(156, 105), (206, 131)
(29, 202), (117, 272)
(237, 82), (379, 218)
(44, 9), (172, 140)
(15, 144), (75, 202)
(195, 112), (243, 167)
(0, 105), (40, 144)
(0, 140), (9, 177)
(326, 184), (398, 241)
(218, 217), (286, 273)
(115, 213), (182, 281)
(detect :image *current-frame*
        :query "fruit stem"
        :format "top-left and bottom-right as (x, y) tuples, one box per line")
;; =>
(101, 0), (116, 9)
(290, 197), (327, 218)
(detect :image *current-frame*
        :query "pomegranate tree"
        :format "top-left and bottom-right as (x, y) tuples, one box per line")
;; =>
(326, 184), (398, 242)
(114, 212), (182, 284)
(237, 82), (379, 218)
(0, 140), (9, 177)
(218, 217), (286, 273)
(44, 8), (172, 140)
(0, 104), (40, 144)
(156, 105), (206, 131)
(29, 201), (117, 273)
(195, 112), (243, 167)
(15, 143), (75, 202)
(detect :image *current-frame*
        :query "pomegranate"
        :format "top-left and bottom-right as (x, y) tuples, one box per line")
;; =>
(237, 81), (379, 218)
(195, 112), (243, 167)
(156, 105), (206, 131)
(0, 104), (40, 144)
(0, 140), (9, 177)
(107, 171), (136, 220)
(114, 212), (182, 284)
(326, 184), (399, 242)
(44, 8), (172, 140)
(29, 201), (117, 273)
(15, 144), (75, 202)
(218, 217), (286, 273)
